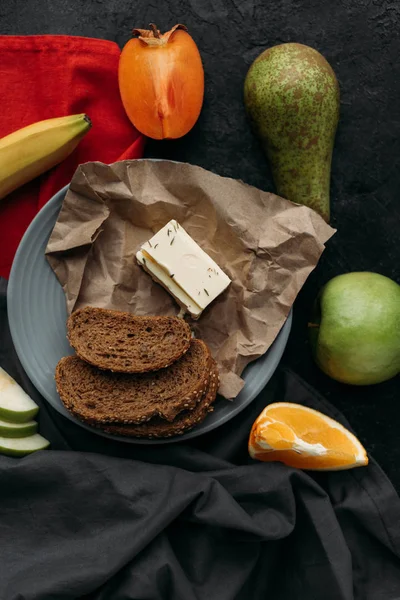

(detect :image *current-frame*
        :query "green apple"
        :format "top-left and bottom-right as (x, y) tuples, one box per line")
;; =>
(0, 418), (38, 438)
(0, 367), (39, 422)
(309, 272), (400, 385)
(0, 433), (49, 457)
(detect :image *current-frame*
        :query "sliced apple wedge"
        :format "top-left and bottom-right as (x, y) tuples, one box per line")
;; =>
(0, 367), (39, 423)
(0, 434), (50, 457)
(0, 418), (38, 438)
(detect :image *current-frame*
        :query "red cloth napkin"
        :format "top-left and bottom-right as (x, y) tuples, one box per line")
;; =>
(0, 35), (145, 279)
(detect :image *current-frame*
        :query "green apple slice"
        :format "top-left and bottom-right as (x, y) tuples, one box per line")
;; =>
(0, 367), (39, 423)
(0, 418), (38, 438)
(0, 434), (50, 457)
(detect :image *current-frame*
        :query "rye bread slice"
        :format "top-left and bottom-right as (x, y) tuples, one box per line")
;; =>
(102, 361), (219, 438)
(56, 339), (212, 424)
(67, 307), (192, 373)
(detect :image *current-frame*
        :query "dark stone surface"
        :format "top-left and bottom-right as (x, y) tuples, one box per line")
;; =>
(2, 1), (399, 485)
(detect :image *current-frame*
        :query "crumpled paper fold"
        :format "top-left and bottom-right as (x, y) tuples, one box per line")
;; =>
(46, 160), (335, 398)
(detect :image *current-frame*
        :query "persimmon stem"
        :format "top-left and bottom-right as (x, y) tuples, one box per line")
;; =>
(149, 23), (160, 38)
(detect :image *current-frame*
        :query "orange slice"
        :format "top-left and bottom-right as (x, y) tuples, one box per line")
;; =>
(248, 402), (368, 471)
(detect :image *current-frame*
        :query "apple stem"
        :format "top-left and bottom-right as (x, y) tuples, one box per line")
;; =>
(307, 322), (320, 329)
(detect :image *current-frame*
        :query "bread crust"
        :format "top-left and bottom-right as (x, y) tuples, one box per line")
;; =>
(67, 307), (192, 373)
(56, 339), (212, 424)
(101, 361), (219, 438)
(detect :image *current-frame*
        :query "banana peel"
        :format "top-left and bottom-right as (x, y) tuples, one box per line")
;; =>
(0, 113), (91, 201)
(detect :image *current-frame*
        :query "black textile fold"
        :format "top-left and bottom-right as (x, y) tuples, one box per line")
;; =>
(1, 278), (400, 600)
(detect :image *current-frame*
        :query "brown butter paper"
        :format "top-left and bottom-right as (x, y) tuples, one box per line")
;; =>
(46, 160), (335, 399)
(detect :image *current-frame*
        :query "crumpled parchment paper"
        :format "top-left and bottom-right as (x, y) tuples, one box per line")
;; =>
(46, 160), (335, 398)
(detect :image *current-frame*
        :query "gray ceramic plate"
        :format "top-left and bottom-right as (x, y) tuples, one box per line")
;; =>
(8, 183), (292, 444)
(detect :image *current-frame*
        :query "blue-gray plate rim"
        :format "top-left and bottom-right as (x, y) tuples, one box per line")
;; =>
(8, 169), (292, 444)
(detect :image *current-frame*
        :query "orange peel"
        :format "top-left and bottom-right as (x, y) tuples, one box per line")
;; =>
(249, 402), (368, 471)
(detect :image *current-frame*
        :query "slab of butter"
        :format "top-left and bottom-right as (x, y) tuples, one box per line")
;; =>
(136, 220), (231, 319)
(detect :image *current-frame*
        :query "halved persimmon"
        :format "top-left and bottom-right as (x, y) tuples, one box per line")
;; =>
(249, 402), (368, 471)
(119, 24), (204, 140)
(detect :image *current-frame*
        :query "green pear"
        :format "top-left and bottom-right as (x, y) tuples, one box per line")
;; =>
(309, 272), (400, 385)
(244, 43), (340, 222)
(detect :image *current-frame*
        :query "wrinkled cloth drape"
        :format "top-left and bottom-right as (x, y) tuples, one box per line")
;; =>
(0, 35), (144, 279)
(1, 279), (399, 600)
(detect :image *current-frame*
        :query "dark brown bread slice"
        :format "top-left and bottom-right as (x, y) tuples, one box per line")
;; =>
(56, 339), (212, 424)
(102, 361), (219, 439)
(67, 307), (192, 373)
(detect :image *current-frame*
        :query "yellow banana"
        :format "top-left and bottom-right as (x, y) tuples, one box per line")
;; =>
(0, 113), (92, 201)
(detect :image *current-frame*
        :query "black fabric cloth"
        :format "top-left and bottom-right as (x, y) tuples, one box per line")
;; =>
(1, 280), (400, 600)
